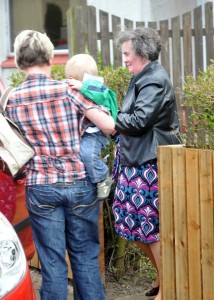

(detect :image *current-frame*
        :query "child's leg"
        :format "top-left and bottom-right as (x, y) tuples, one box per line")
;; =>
(80, 132), (109, 183)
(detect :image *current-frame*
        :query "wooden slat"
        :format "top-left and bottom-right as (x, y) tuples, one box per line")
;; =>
(124, 19), (133, 29)
(194, 5), (203, 75)
(112, 15), (122, 67)
(87, 6), (97, 60)
(199, 150), (214, 300)
(29, 248), (40, 269)
(148, 21), (157, 29)
(185, 149), (202, 300)
(160, 20), (170, 76)
(204, 2), (214, 66)
(66, 8), (73, 57)
(99, 10), (111, 67)
(172, 147), (189, 300)
(171, 16), (182, 115)
(136, 21), (145, 28)
(183, 11), (193, 76)
(182, 11), (193, 137)
(98, 203), (105, 279)
(66, 251), (73, 279)
(74, 6), (86, 53)
(158, 146), (176, 299)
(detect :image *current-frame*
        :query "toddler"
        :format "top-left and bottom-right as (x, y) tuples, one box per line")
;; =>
(65, 54), (118, 199)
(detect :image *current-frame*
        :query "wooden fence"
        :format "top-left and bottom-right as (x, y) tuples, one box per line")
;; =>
(158, 145), (214, 300)
(67, 1), (214, 120)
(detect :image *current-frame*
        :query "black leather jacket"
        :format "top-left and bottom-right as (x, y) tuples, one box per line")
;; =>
(115, 60), (181, 167)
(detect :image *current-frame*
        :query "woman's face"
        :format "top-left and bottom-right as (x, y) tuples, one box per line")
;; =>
(121, 40), (146, 75)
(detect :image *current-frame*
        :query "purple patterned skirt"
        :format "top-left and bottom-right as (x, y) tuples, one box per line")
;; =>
(112, 151), (159, 243)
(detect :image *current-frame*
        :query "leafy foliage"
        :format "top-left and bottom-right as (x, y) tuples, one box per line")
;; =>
(9, 71), (25, 87)
(182, 62), (214, 149)
(99, 66), (131, 109)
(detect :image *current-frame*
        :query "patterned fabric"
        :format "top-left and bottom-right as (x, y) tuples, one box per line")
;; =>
(6, 74), (95, 185)
(112, 137), (159, 243)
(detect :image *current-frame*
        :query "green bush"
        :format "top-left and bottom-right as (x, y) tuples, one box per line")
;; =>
(182, 62), (214, 150)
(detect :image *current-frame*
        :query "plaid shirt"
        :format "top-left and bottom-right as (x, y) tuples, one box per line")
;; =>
(6, 74), (95, 185)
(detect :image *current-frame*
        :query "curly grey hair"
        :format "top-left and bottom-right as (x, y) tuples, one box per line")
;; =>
(115, 27), (161, 61)
(14, 30), (54, 69)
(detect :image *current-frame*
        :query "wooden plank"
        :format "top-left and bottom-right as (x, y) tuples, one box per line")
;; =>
(172, 147), (189, 300)
(66, 8), (73, 57)
(74, 6), (86, 54)
(66, 251), (73, 279)
(136, 21), (145, 28)
(204, 2), (214, 66)
(159, 20), (170, 77)
(194, 5), (203, 76)
(199, 150), (214, 300)
(171, 16), (182, 116)
(124, 19), (133, 30)
(185, 149), (202, 300)
(28, 248), (40, 269)
(158, 146), (176, 300)
(112, 15), (122, 67)
(183, 11), (193, 76)
(87, 6), (98, 61)
(99, 10), (111, 67)
(98, 202), (105, 279)
(148, 21), (157, 29)
(182, 11), (193, 136)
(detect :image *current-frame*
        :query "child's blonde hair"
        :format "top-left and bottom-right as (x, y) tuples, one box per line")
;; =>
(65, 54), (98, 81)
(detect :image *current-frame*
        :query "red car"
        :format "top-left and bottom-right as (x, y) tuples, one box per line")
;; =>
(0, 78), (36, 299)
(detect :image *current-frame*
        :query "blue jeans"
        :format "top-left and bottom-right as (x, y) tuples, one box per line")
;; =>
(80, 132), (109, 183)
(26, 177), (105, 300)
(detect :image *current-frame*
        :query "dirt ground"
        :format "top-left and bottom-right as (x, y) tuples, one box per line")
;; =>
(30, 265), (154, 300)
(104, 267), (154, 299)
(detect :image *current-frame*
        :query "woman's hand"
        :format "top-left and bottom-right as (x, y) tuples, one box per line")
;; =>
(68, 78), (83, 90)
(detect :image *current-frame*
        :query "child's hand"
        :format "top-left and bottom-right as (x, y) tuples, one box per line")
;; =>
(68, 78), (83, 90)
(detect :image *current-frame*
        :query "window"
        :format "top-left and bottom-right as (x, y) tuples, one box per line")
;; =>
(9, 0), (69, 51)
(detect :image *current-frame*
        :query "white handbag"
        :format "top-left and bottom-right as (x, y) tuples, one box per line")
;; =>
(0, 87), (35, 176)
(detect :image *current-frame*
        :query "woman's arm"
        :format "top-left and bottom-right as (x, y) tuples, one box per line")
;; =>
(85, 107), (115, 136)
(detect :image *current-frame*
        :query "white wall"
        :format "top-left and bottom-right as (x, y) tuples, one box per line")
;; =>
(87, 0), (211, 23)
(0, 1), (10, 79)
(87, 0), (149, 22)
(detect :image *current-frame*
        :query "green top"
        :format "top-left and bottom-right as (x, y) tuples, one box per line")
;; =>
(80, 79), (118, 121)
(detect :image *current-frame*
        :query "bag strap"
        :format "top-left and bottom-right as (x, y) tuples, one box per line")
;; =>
(0, 86), (14, 112)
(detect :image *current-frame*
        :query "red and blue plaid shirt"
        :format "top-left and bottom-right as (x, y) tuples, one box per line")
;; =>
(6, 74), (95, 185)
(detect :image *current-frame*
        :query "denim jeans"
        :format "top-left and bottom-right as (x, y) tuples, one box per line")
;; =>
(80, 131), (109, 183)
(26, 177), (105, 300)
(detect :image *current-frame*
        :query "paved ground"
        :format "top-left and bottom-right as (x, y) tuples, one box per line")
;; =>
(31, 269), (153, 300)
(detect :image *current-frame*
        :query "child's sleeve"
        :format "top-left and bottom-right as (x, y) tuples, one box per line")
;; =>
(80, 79), (118, 121)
